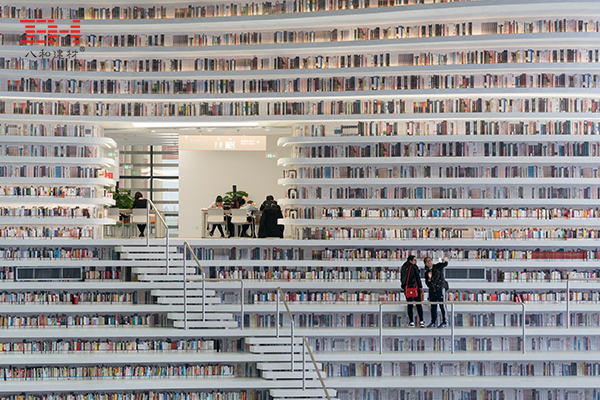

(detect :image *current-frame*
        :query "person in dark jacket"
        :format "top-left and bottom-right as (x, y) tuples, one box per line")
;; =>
(132, 191), (148, 237)
(258, 195), (284, 238)
(424, 256), (449, 328)
(400, 255), (424, 327)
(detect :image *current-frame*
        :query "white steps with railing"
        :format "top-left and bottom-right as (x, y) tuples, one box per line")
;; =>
(249, 337), (336, 399)
(173, 320), (239, 328)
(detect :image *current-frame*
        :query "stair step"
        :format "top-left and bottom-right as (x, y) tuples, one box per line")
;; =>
(116, 246), (179, 252)
(272, 398), (338, 400)
(120, 253), (184, 260)
(167, 312), (234, 320)
(152, 289), (217, 297)
(245, 337), (304, 345)
(138, 275), (187, 281)
(173, 320), (239, 328)
(249, 345), (305, 354)
(157, 298), (222, 305)
(133, 267), (199, 274)
(270, 389), (336, 398)
(257, 362), (322, 370)
(262, 371), (324, 380)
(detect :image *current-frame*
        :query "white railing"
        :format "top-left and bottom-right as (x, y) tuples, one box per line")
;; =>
(146, 199), (170, 273)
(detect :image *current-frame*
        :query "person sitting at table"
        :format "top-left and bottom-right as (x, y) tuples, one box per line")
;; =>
(132, 191), (148, 237)
(258, 195), (284, 238)
(239, 198), (258, 237)
(208, 195), (227, 237)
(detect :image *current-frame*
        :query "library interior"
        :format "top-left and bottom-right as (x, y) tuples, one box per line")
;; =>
(1, 0), (600, 399)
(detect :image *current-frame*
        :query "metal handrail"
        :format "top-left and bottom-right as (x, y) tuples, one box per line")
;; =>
(146, 199), (170, 273)
(302, 336), (332, 400)
(183, 241), (207, 329)
(183, 275), (245, 331)
(276, 287), (297, 370)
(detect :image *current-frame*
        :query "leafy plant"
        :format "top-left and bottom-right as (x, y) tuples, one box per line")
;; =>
(106, 187), (134, 209)
(223, 190), (249, 208)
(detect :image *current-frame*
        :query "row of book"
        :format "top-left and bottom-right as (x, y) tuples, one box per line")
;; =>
(0, 291), (147, 305)
(0, 246), (105, 259)
(3, 97), (600, 118)
(0, 364), (236, 380)
(0, 123), (98, 137)
(0, 227), (98, 239)
(287, 185), (600, 200)
(296, 206), (600, 220)
(208, 268), (600, 283)
(0, 185), (100, 199)
(0, 314), (162, 328)
(4, 18), (600, 48)
(6, 72), (598, 95)
(292, 141), (600, 159)
(294, 119), (600, 137)
(5, 100), (260, 117)
(0, 0), (476, 20)
(287, 165), (600, 179)
(3, 47), (599, 75)
(0, 144), (100, 158)
(193, 247), (600, 261)
(0, 392), (264, 400)
(0, 338), (223, 353)
(0, 165), (102, 179)
(292, 227), (600, 240)
(0, 206), (96, 218)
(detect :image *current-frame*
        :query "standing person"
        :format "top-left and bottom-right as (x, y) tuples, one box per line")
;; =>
(401, 255), (424, 328)
(132, 191), (148, 237)
(258, 195), (284, 238)
(208, 195), (226, 237)
(424, 256), (449, 328)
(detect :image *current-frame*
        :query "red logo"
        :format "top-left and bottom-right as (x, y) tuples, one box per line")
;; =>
(20, 19), (80, 45)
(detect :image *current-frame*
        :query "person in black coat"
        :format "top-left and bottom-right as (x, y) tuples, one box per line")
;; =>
(258, 195), (284, 238)
(424, 256), (449, 328)
(400, 255), (424, 327)
(132, 191), (148, 237)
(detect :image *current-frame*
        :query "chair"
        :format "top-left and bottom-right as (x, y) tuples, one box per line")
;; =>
(230, 209), (250, 237)
(206, 208), (228, 238)
(104, 208), (120, 237)
(251, 211), (262, 238)
(132, 208), (148, 237)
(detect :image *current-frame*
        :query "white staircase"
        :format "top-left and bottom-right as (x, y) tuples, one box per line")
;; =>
(246, 337), (337, 400)
(116, 244), (238, 328)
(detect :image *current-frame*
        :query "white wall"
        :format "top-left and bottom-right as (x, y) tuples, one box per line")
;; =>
(179, 128), (287, 237)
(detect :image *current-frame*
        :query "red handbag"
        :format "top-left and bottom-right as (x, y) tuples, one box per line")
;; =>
(405, 265), (419, 298)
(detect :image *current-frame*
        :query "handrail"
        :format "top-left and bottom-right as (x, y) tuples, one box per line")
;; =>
(146, 199), (170, 273)
(302, 336), (332, 400)
(183, 276), (245, 331)
(183, 241), (207, 329)
(276, 287), (297, 370)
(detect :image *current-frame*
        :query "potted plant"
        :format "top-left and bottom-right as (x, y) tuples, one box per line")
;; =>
(223, 190), (249, 209)
(106, 187), (134, 221)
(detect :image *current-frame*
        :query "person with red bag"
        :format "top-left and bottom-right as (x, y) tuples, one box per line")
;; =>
(401, 255), (424, 328)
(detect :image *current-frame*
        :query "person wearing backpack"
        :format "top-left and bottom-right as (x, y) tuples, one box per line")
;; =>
(258, 195), (284, 238)
(424, 256), (449, 328)
(400, 255), (424, 328)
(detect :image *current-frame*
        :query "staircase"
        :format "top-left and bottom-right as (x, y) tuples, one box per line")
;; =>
(246, 337), (338, 400)
(116, 244), (238, 328)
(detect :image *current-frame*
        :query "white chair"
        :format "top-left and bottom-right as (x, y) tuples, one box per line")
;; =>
(104, 208), (120, 237)
(230, 209), (249, 237)
(206, 208), (228, 237)
(131, 208), (148, 237)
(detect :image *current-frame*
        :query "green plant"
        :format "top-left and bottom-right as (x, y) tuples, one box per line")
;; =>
(223, 190), (249, 207)
(106, 187), (134, 209)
